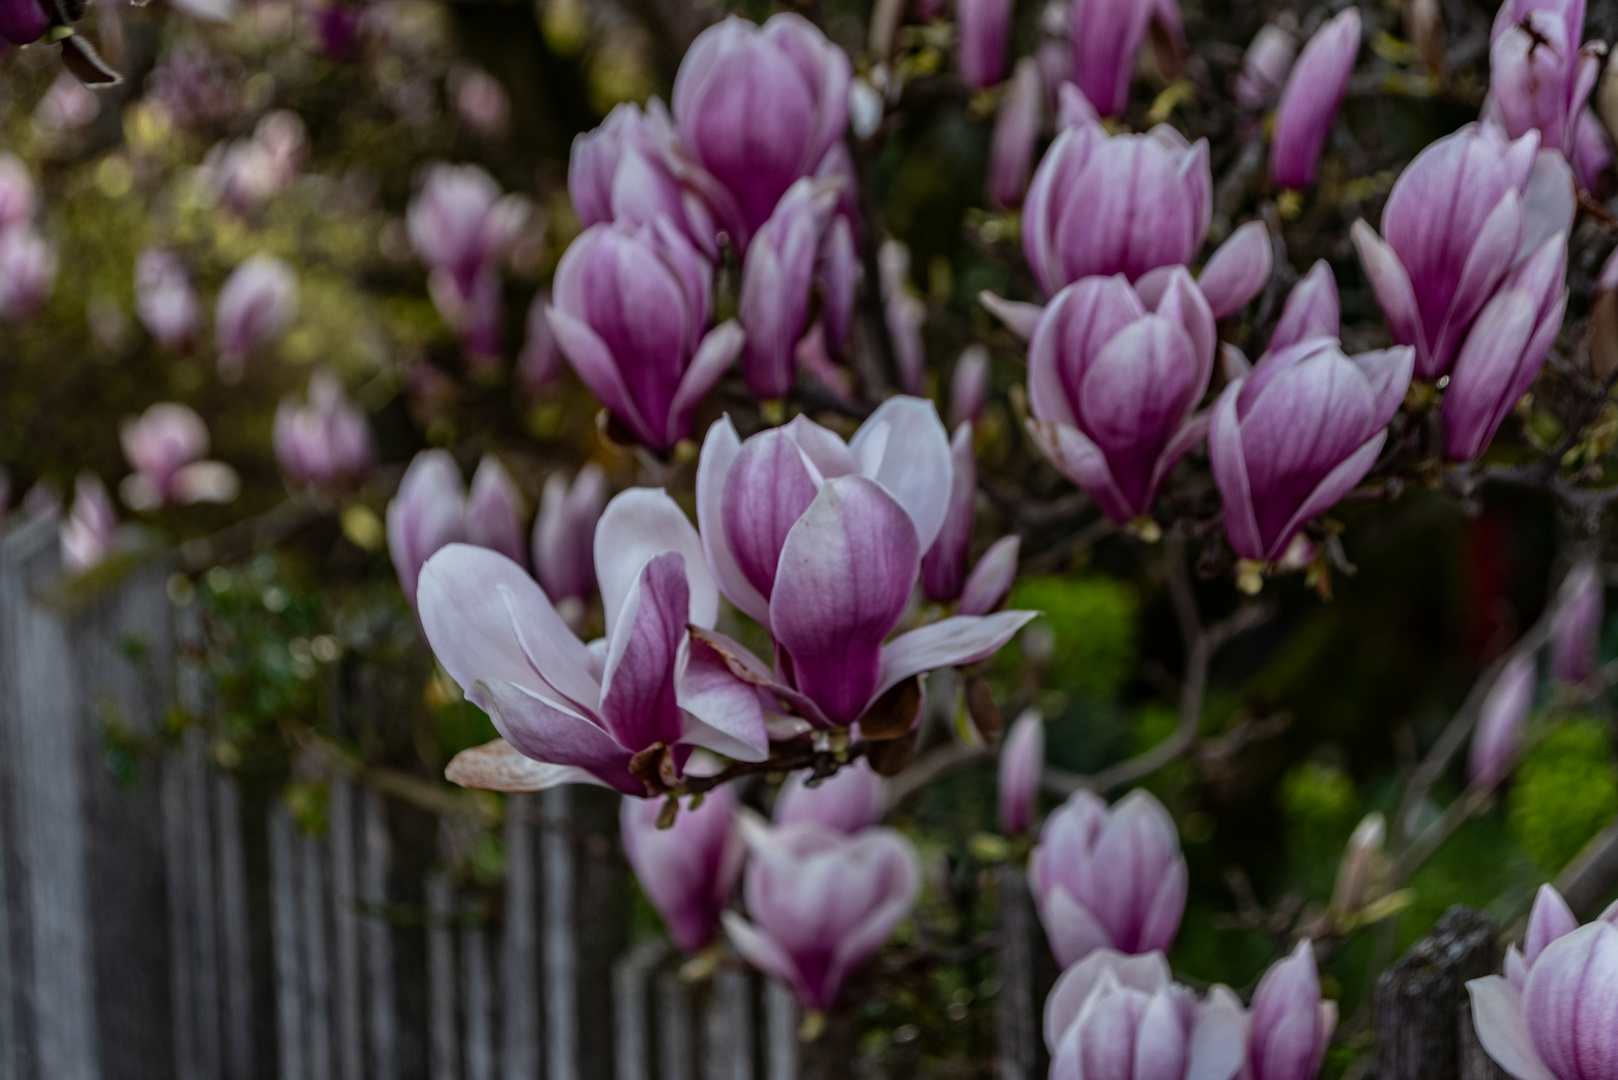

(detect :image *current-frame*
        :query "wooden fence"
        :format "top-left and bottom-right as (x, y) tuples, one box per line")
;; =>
(0, 510), (1538, 1079)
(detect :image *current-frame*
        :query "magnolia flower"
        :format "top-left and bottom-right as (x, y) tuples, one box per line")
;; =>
(0, 226), (55, 322)
(215, 254), (299, 376)
(568, 98), (729, 258)
(1467, 884), (1618, 1080)
(1024, 118), (1211, 293)
(302, 0), (363, 59)
(1068, 0), (1186, 117)
(881, 241), (929, 395)
(532, 465), (609, 609)
(1210, 338), (1413, 563)
(1441, 233), (1568, 461)
(989, 58), (1043, 207)
(1235, 22), (1298, 109)
(1468, 651), (1537, 788)
(465, 456), (527, 569)
(407, 164), (528, 295)
(1240, 941), (1338, 1080)
(427, 261), (503, 363)
(737, 178), (849, 399)
(517, 288), (563, 391)
(723, 818), (921, 1012)
(1485, 0), (1603, 155)
(0, 0), (47, 45)
(621, 786), (744, 953)
(135, 250), (202, 350)
(958, 0), (1012, 89)
(118, 403), (239, 510)
(387, 450), (469, 609)
(922, 423), (978, 604)
(959, 534), (1021, 616)
(0, 152), (37, 230)
(60, 473), (119, 574)
(387, 451), (538, 606)
(1351, 123), (1572, 380)
(423, 489), (769, 794)
(1573, 108), (1613, 190)
(1549, 558), (1603, 685)
(951, 344), (991, 427)
(999, 709), (1044, 836)
(451, 65), (511, 139)
(672, 13), (852, 241)
(548, 220), (742, 452)
(273, 369), (374, 488)
(1270, 9), (1361, 188)
(1268, 260), (1342, 353)
(1044, 949), (1248, 1080)
(1030, 789), (1188, 967)
(1025, 268), (1215, 525)
(694, 397), (1035, 729)
(774, 758), (886, 835)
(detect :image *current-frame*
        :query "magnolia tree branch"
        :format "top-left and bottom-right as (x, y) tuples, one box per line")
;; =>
(1389, 589), (1618, 885)
(1044, 534), (1273, 797)
(1389, 599), (1562, 860)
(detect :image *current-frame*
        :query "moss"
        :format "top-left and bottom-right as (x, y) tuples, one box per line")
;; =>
(1003, 573), (1138, 698)
(1509, 719), (1618, 872)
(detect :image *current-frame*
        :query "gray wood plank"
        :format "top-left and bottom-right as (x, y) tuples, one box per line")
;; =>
(462, 924), (494, 1080)
(613, 939), (671, 1080)
(330, 781), (364, 1080)
(996, 865), (1052, 1080)
(300, 828), (333, 1080)
(214, 771), (253, 1080)
(271, 805), (307, 1080)
(763, 983), (797, 1080)
(0, 515), (100, 1080)
(656, 969), (696, 1080)
(427, 872), (459, 1080)
(71, 546), (177, 1080)
(704, 969), (755, 1080)
(361, 790), (396, 1080)
(501, 794), (538, 1080)
(541, 787), (577, 1080)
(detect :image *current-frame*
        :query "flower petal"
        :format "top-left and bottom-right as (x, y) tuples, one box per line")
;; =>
(875, 611), (1037, 698)
(849, 396), (954, 550)
(417, 543), (601, 711)
(599, 551), (688, 751)
(1197, 220), (1273, 318)
(1467, 976), (1558, 1080)
(696, 416), (774, 627)
(466, 678), (642, 795)
(596, 488), (718, 638)
(679, 635), (770, 761)
(666, 320), (745, 446)
(769, 476), (921, 726)
(444, 737), (610, 792)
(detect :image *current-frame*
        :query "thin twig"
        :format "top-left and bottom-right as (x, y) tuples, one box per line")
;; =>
(887, 742), (988, 806)
(1042, 536), (1272, 796)
(1389, 601), (1561, 856)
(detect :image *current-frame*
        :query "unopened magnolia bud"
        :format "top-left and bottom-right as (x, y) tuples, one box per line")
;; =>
(1331, 812), (1386, 914)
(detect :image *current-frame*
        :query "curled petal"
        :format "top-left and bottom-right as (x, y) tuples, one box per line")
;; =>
(769, 477), (921, 726)
(1197, 220), (1273, 318)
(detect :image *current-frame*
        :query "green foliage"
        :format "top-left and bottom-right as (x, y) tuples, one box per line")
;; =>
(1280, 762), (1358, 860)
(1509, 719), (1618, 871)
(435, 699), (500, 759)
(1004, 574), (1137, 698)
